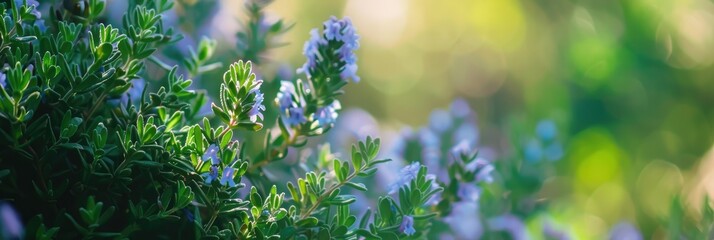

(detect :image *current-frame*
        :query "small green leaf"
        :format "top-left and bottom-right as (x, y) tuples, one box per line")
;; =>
(295, 217), (318, 227)
(345, 182), (367, 191)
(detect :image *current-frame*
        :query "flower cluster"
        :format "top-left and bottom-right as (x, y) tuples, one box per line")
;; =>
(198, 144), (235, 187)
(275, 81), (307, 127)
(298, 16), (360, 82)
(524, 120), (564, 163)
(271, 17), (360, 139)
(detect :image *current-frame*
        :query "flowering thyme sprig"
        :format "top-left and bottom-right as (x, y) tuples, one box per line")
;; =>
(211, 60), (265, 133)
(245, 16), (362, 194)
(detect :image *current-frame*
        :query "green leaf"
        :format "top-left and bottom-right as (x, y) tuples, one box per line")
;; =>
(345, 182), (367, 191)
(334, 159), (343, 182)
(295, 217), (318, 227)
(95, 42), (113, 63)
(355, 229), (380, 239)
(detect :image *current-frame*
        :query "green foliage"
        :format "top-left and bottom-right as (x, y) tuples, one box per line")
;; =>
(0, 1), (418, 239)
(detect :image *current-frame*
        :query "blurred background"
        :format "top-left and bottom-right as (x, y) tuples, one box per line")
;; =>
(138, 0), (714, 238)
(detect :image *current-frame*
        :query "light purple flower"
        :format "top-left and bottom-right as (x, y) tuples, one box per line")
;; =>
(428, 109), (453, 133)
(399, 215), (416, 236)
(202, 144), (221, 165)
(203, 165), (219, 184)
(297, 29), (325, 77)
(0, 202), (23, 239)
(247, 81), (265, 122)
(453, 122), (479, 147)
(444, 202), (482, 239)
(457, 183), (481, 202)
(419, 128), (439, 147)
(450, 98), (472, 118)
(298, 16), (360, 82)
(276, 81), (296, 110)
(465, 158), (494, 183)
(275, 81), (307, 127)
(388, 162), (421, 194)
(314, 100), (341, 128)
(475, 163), (494, 183)
(450, 140), (473, 162)
(0, 72), (6, 90)
(487, 214), (528, 240)
(220, 167), (237, 187)
(285, 108), (307, 127)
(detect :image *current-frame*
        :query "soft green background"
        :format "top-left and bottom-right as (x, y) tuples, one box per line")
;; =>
(196, 0), (714, 238)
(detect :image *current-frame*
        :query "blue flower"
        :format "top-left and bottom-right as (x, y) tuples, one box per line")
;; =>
(453, 122), (479, 147)
(449, 140), (473, 161)
(297, 29), (325, 78)
(487, 214), (528, 240)
(298, 16), (360, 82)
(465, 158), (494, 183)
(0, 202), (23, 239)
(428, 109), (453, 133)
(475, 163), (494, 183)
(0, 72), (6, 90)
(13, 0), (46, 32)
(275, 81), (307, 127)
(388, 162), (421, 194)
(182, 208), (195, 222)
(323, 16), (343, 41)
(450, 98), (473, 118)
(202, 144), (221, 165)
(247, 81), (265, 122)
(457, 183), (481, 202)
(399, 215), (416, 236)
(220, 167), (237, 187)
(203, 165), (219, 184)
(314, 100), (341, 128)
(523, 138), (543, 163)
(536, 120), (557, 142)
(285, 107), (307, 127)
(444, 202), (482, 239)
(276, 81), (297, 111)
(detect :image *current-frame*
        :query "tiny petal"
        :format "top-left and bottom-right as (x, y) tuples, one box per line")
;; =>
(399, 215), (416, 236)
(315, 100), (341, 128)
(203, 144), (221, 165)
(203, 165), (219, 184)
(220, 167), (237, 187)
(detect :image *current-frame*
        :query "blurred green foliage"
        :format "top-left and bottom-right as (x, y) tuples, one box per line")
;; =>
(247, 0), (714, 238)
